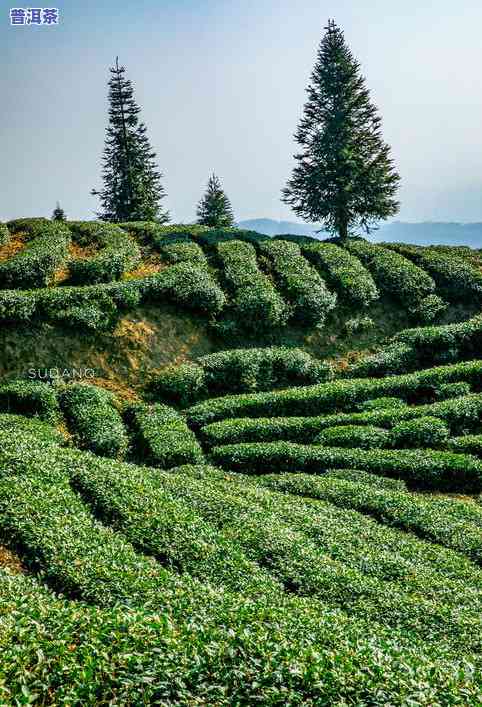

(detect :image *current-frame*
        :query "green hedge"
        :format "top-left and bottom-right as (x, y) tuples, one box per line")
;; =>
(159, 241), (207, 265)
(216, 240), (288, 331)
(0, 222), (71, 289)
(119, 222), (209, 246)
(150, 347), (329, 406)
(197, 228), (270, 248)
(187, 358), (482, 428)
(315, 425), (391, 449)
(211, 441), (482, 491)
(357, 396), (407, 411)
(436, 382), (471, 400)
(300, 241), (379, 307)
(258, 240), (336, 326)
(254, 473), (482, 564)
(125, 402), (203, 468)
(0, 412), (65, 445)
(6, 217), (49, 234)
(410, 294), (448, 324)
(142, 262), (226, 316)
(0, 289), (37, 322)
(344, 239), (435, 305)
(0, 431), (481, 703)
(0, 380), (59, 423)
(324, 468), (407, 490)
(391, 416), (450, 449)
(59, 384), (128, 459)
(387, 243), (482, 302)
(348, 314), (482, 378)
(200, 393), (482, 448)
(448, 435), (482, 458)
(68, 222), (141, 284)
(69, 450), (274, 596)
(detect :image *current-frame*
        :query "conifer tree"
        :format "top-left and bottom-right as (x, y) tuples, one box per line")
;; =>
(196, 173), (235, 228)
(282, 20), (400, 240)
(52, 202), (66, 221)
(92, 58), (169, 223)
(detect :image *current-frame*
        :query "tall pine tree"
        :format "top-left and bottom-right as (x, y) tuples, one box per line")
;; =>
(196, 173), (234, 228)
(282, 20), (400, 240)
(92, 58), (169, 223)
(52, 202), (66, 221)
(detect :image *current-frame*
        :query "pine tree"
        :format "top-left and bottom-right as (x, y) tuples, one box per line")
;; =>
(196, 173), (235, 228)
(92, 57), (169, 223)
(282, 20), (400, 240)
(52, 202), (66, 221)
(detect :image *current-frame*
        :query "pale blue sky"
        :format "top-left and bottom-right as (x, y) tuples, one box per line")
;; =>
(2, 0), (482, 223)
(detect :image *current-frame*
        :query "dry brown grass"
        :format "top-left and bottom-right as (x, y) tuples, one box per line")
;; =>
(125, 255), (165, 279)
(0, 232), (27, 262)
(0, 546), (25, 573)
(69, 242), (97, 260)
(85, 376), (141, 403)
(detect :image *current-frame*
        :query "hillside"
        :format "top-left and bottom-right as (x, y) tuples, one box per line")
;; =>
(0, 218), (482, 703)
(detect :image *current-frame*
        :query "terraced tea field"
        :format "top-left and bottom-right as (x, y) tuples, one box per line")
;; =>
(0, 218), (481, 703)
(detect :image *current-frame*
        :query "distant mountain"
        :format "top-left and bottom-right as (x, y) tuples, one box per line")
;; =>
(237, 219), (482, 248)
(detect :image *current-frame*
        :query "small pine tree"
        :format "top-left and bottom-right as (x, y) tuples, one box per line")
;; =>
(282, 20), (400, 240)
(92, 57), (169, 223)
(52, 202), (66, 221)
(197, 173), (235, 228)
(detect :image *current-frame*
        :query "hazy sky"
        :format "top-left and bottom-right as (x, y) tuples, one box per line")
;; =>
(2, 0), (482, 223)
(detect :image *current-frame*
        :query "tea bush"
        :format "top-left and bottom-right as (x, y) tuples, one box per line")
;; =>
(150, 347), (329, 406)
(187, 358), (482, 427)
(388, 243), (482, 302)
(211, 441), (482, 491)
(0, 222), (71, 289)
(0, 289), (37, 322)
(125, 402), (203, 468)
(200, 393), (482, 447)
(0, 380), (59, 422)
(344, 239), (435, 305)
(59, 383), (128, 459)
(316, 424), (391, 449)
(68, 222), (141, 284)
(254, 473), (482, 564)
(391, 416), (450, 449)
(159, 240), (207, 265)
(216, 240), (288, 330)
(301, 241), (379, 307)
(258, 239), (336, 325)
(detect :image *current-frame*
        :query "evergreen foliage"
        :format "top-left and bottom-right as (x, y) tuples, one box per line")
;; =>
(197, 173), (234, 228)
(92, 58), (168, 223)
(282, 20), (400, 239)
(52, 202), (66, 221)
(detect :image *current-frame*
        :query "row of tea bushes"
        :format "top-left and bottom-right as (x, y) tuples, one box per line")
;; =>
(343, 239), (435, 306)
(211, 441), (482, 491)
(387, 243), (482, 303)
(0, 261), (226, 330)
(216, 240), (288, 331)
(59, 384), (128, 459)
(348, 314), (482, 377)
(300, 241), (379, 307)
(124, 402), (204, 468)
(252, 473), (482, 565)
(258, 240), (336, 326)
(2, 456), (477, 705)
(187, 358), (482, 427)
(67, 222), (141, 284)
(150, 347), (330, 406)
(69, 449), (276, 597)
(315, 417), (450, 449)
(158, 459), (482, 652)
(0, 222), (71, 289)
(159, 240), (207, 265)
(0, 380), (59, 423)
(200, 393), (482, 447)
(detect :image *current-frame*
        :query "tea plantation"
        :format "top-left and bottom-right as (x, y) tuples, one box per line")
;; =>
(0, 218), (481, 704)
